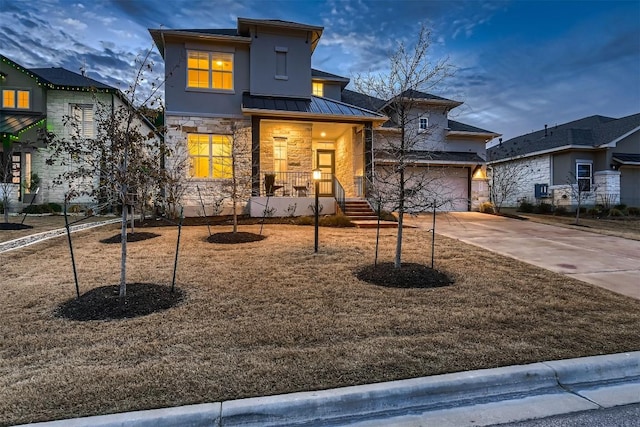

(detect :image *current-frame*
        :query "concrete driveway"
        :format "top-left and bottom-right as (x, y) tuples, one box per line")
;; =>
(405, 212), (640, 300)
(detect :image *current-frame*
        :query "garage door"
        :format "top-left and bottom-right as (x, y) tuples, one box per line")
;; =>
(408, 166), (469, 212)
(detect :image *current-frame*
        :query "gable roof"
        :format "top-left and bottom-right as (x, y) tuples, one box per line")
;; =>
(30, 67), (115, 90)
(448, 119), (498, 136)
(488, 113), (640, 162)
(340, 89), (388, 112)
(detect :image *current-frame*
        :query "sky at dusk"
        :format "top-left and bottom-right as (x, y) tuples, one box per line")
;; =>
(1, 0), (639, 141)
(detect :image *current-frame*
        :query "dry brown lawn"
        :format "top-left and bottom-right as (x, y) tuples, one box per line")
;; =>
(1, 223), (640, 426)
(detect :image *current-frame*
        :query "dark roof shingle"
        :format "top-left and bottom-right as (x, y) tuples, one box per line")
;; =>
(30, 67), (115, 90)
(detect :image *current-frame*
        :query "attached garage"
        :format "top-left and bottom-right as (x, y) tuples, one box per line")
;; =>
(414, 166), (470, 211)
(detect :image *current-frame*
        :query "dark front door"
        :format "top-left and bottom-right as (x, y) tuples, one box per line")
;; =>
(316, 149), (334, 197)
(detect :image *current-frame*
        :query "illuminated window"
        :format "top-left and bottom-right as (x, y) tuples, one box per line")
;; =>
(188, 134), (232, 179)
(2, 89), (30, 109)
(312, 82), (323, 97)
(273, 137), (287, 173)
(70, 104), (94, 138)
(187, 51), (233, 90)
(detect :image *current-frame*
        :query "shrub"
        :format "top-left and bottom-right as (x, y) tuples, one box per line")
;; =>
(0, 201), (3, 213)
(479, 201), (495, 214)
(554, 206), (568, 216)
(378, 210), (398, 222)
(614, 204), (627, 211)
(517, 200), (535, 213)
(293, 216), (314, 226)
(609, 208), (624, 217)
(628, 207), (640, 216)
(535, 202), (553, 214)
(48, 203), (63, 213)
(587, 208), (600, 218)
(319, 214), (355, 228)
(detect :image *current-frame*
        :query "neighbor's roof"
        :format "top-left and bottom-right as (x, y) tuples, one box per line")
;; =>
(30, 67), (115, 90)
(375, 150), (485, 165)
(612, 153), (640, 165)
(0, 113), (46, 138)
(488, 113), (640, 162)
(242, 93), (387, 123)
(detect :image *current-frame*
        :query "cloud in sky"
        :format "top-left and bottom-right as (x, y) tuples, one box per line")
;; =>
(1, 0), (638, 140)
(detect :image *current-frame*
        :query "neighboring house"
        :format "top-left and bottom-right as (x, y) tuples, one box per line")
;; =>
(0, 54), (158, 211)
(487, 114), (640, 209)
(149, 18), (499, 217)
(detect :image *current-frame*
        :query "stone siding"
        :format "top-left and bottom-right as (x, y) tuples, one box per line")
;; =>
(489, 154), (551, 207)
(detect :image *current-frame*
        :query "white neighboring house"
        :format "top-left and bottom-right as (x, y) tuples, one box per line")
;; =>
(487, 114), (640, 209)
(0, 54), (159, 212)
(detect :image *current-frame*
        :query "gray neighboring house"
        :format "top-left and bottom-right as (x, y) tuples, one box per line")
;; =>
(487, 113), (640, 208)
(150, 17), (500, 217)
(1, 54), (159, 211)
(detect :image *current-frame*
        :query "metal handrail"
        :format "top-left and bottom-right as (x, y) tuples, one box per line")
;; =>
(333, 177), (346, 213)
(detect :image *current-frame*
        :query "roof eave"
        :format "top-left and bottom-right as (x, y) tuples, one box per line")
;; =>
(447, 131), (501, 140)
(241, 107), (387, 124)
(599, 125), (640, 148)
(487, 144), (600, 164)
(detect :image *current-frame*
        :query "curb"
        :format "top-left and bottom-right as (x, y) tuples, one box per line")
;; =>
(15, 351), (640, 427)
(0, 218), (120, 253)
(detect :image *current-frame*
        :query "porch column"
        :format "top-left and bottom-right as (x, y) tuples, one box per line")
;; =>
(363, 121), (373, 198)
(251, 116), (261, 196)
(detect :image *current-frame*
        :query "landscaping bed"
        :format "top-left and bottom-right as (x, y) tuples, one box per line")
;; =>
(1, 224), (639, 425)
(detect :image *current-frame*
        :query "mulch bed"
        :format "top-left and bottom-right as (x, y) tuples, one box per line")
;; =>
(0, 223), (33, 230)
(99, 232), (161, 244)
(207, 231), (266, 244)
(56, 283), (185, 321)
(356, 262), (454, 288)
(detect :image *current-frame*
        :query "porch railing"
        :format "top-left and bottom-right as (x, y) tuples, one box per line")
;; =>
(334, 178), (346, 213)
(261, 171), (313, 197)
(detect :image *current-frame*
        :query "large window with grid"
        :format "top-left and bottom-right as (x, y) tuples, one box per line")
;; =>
(188, 134), (232, 179)
(70, 104), (94, 138)
(187, 51), (233, 90)
(2, 89), (30, 109)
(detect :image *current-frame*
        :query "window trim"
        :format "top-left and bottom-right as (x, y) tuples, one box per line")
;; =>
(70, 103), (94, 138)
(187, 133), (233, 180)
(576, 160), (593, 192)
(418, 117), (429, 132)
(2, 89), (31, 110)
(186, 50), (234, 92)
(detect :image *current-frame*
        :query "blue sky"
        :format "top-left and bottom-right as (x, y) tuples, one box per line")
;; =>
(1, 0), (638, 140)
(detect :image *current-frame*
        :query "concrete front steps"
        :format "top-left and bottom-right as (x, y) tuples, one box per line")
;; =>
(343, 200), (398, 229)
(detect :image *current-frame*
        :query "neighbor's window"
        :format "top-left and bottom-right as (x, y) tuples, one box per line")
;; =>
(187, 50), (233, 90)
(70, 104), (94, 138)
(2, 89), (30, 109)
(188, 134), (232, 179)
(419, 117), (428, 132)
(312, 82), (323, 97)
(273, 137), (287, 173)
(0, 152), (21, 184)
(576, 161), (592, 192)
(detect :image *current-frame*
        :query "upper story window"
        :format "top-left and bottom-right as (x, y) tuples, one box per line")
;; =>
(576, 161), (592, 192)
(187, 50), (233, 91)
(419, 117), (429, 132)
(2, 89), (30, 109)
(70, 104), (94, 138)
(188, 133), (232, 179)
(312, 82), (324, 97)
(275, 46), (288, 80)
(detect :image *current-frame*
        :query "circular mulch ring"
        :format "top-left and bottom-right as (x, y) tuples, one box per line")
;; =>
(56, 283), (185, 321)
(100, 232), (161, 244)
(0, 223), (34, 230)
(356, 262), (454, 289)
(207, 231), (266, 244)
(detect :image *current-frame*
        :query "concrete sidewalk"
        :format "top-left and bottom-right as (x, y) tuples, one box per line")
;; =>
(16, 352), (640, 427)
(407, 212), (640, 300)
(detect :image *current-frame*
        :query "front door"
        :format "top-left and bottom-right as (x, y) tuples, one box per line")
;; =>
(316, 149), (334, 197)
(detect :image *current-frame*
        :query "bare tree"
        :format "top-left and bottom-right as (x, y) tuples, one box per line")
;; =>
(354, 25), (454, 268)
(488, 162), (531, 212)
(43, 48), (167, 297)
(568, 171), (596, 225)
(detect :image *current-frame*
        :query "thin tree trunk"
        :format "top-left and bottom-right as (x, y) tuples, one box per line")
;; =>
(120, 201), (127, 297)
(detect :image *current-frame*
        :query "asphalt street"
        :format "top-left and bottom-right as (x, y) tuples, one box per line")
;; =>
(493, 403), (640, 426)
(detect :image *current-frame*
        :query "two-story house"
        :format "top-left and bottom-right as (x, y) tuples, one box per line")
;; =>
(0, 54), (159, 211)
(150, 18), (499, 217)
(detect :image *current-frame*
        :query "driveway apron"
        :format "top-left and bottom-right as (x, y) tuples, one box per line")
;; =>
(407, 212), (640, 300)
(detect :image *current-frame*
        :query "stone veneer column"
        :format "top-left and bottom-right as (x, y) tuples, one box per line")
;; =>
(363, 122), (373, 198)
(251, 116), (260, 196)
(471, 178), (490, 210)
(594, 170), (621, 205)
